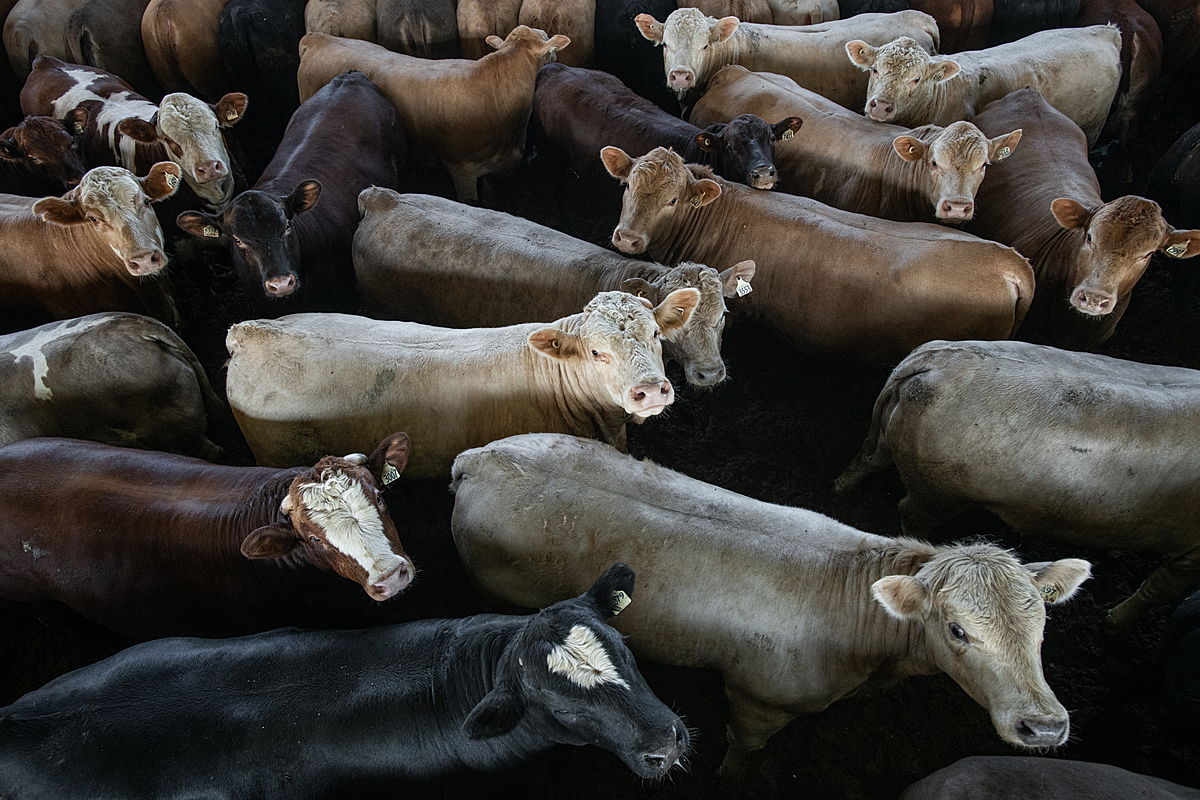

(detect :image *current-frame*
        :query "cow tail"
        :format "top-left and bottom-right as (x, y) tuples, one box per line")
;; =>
(1009, 256), (1035, 338)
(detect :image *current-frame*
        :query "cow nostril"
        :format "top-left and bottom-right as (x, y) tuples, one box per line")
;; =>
(643, 753), (667, 769)
(633, 390), (647, 402)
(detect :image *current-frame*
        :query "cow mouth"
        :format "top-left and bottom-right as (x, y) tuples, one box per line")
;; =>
(367, 560), (414, 601)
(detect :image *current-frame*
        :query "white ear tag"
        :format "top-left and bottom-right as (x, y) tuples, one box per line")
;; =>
(381, 463), (401, 485)
(203, 225), (220, 238)
(997, 146), (1011, 160)
(611, 590), (631, 616)
(72, 122), (84, 134)
(165, 173), (179, 189)
(781, 128), (794, 140)
(226, 109), (239, 121)
(1166, 242), (1188, 257)
(1040, 584), (1059, 604)
(735, 277), (752, 297)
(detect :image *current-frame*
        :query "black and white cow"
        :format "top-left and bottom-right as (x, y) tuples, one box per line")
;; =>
(0, 564), (688, 796)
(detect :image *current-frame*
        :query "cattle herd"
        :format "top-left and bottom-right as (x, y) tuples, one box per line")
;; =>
(0, 0), (1199, 797)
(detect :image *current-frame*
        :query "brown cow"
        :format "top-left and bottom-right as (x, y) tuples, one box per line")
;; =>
(2, 0), (88, 79)
(304, 0), (376, 42)
(66, 0), (161, 99)
(20, 55), (247, 211)
(378, 0), (461, 59)
(690, 65), (1022, 223)
(521, 0), (596, 67)
(0, 163), (182, 330)
(0, 114), (87, 196)
(1136, 0), (1200, 73)
(602, 146), (1034, 364)
(296, 27), (567, 203)
(909, 0), (993, 52)
(141, 0), (232, 101)
(457, 0), (522, 59)
(0, 433), (415, 639)
(964, 89), (1200, 349)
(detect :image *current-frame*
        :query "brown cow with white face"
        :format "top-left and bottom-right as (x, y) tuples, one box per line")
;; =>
(690, 65), (1022, 223)
(0, 162), (181, 328)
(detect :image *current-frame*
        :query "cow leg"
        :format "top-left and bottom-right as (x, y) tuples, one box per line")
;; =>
(1107, 546), (1200, 632)
(833, 444), (892, 494)
(897, 492), (965, 537)
(719, 685), (797, 776)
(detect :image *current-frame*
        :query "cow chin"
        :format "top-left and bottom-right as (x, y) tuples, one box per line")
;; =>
(194, 173), (235, 210)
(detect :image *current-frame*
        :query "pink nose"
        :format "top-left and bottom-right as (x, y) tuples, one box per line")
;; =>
(668, 68), (695, 89)
(195, 160), (225, 182)
(1072, 288), (1116, 315)
(127, 249), (165, 276)
(265, 275), (297, 296)
(629, 379), (674, 412)
(612, 228), (645, 254)
(939, 199), (974, 220)
(868, 98), (894, 119)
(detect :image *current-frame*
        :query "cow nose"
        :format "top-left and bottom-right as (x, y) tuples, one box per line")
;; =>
(264, 275), (298, 296)
(630, 379), (673, 412)
(868, 98), (894, 120)
(689, 362), (726, 386)
(127, 249), (166, 276)
(196, 160), (225, 182)
(749, 165), (777, 189)
(939, 199), (974, 220)
(1071, 287), (1116, 315)
(668, 68), (695, 89)
(1014, 715), (1069, 747)
(612, 228), (645, 254)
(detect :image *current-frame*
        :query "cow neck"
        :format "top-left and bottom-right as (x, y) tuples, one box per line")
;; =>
(592, 257), (666, 295)
(905, 71), (974, 128)
(648, 172), (737, 270)
(879, 137), (939, 222)
(240, 468), (313, 570)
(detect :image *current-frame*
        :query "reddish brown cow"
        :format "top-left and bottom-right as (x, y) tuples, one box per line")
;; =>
(602, 146), (1035, 364)
(965, 89), (1200, 349)
(0, 433), (415, 639)
(141, 0), (232, 100)
(1075, 0), (1163, 146)
(0, 114), (87, 196)
(909, 0), (993, 52)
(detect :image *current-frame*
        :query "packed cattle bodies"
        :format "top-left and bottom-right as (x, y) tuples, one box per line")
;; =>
(0, 564), (689, 797)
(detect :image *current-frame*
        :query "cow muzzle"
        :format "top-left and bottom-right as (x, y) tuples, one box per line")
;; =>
(265, 274), (298, 297)
(195, 160), (226, 183)
(937, 198), (974, 222)
(1071, 286), (1117, 316)
(628, 379), (674, 416)
(633, 721), (689, 778)
(612, 228), (646, 254)
(1010, 713), (1069, 748)
(748, 164), (777, 190)
(367, 559), (414, 601)
(686, 360), (726, 387)
(866, 97), (895, 122)
(668, 67), (695, 90)
(126, 248), (167, 276)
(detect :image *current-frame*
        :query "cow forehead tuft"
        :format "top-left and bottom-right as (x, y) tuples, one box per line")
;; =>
(873, 37), (931, 75)
(932, 123), (988, 164)
(659, 264), (725, 321)
(628, 148), (687, 197)
(921, 545), (1043, 630)
(78, 167), (144, 209)
(664, 7), (711, 43)
(158, 93), (220, 137)
(583, 291), (658, 329)
(546, 623), (631, 690)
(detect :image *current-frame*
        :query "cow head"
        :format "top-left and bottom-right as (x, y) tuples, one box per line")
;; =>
(694, 114), (802, 190)
(176, 181), (321, 300)
(240, 432), (415, 601)
(0, 115), (87, 189)
(1051, 196), (1200, 316)
(485, 24), (571, 63)
(528, 290), (698, 419)
(118, 92), (247, 211)
(33, 162), (181, 276)
(602, 145), (721, 256)
(873, 545), (1091, 749)
(846, 37), (959, 125)
(892, 121), (1022, 223)
(622, 260), (755, 387)
(636, 7), (738, 97)
(462, 563), (689, 778)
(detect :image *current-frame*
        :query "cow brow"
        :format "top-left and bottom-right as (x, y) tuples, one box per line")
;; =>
(546, 624), (630, 690)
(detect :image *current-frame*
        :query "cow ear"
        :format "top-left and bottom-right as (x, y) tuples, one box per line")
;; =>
(0, 137), (20, 160)
(544, 34), (570, 55)
(366, 431), (411, 487)
(241, 523), (300, 559)
(585, 563), (636, 618)
(892, 136), (927, 163)
(719, 259), (756, 298)
(177, 210), (224, 239)
(689, 177), (721, 208)
(989, 129), (1022, 161)
(620, 277), (659, 304)
(33, 194), (87, 225)
(285, 180), (321, 217)
(485, 34), (505, 50)
(1050, 198), (1093, 231)
(463, 686), (525, 740)
(634, 13), (664, 44)
(1161, 228), (1200, 259)
(118, 116), (160, 143)
(872, 575), (927, 620)
(713, 16), (738, 43)
(693, 129), (720, 153)
(654, 287), (700, 336)
(528, 327), (583, 360)
(142, 161), (183, 201)
(600, 146), (635, 180)
(1024, 559), (1091, 605)
(930, 59), (960, 83)
(214, 93), (248, 127)
(64, 107), (89, 136)
(845, 40), (874, 68)
(773, 116), (802, 141)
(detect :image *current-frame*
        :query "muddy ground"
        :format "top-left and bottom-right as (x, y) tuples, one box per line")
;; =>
(3, 62), (1200, 800)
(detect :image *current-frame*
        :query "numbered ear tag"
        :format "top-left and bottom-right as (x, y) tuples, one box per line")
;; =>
(736, 276), (753, 297)
(1166, 242), (1188, 257)
(689, 197), (702, 208)
(203, 225), (220, 238)
(226, 109), (239, 121)
(1040, 584), (1059, 604)
(997, 146), (1011, 159)
(611, 589), (631, 616)
(381, 463), (401, 485)
(165, 173), (179, 189)
(72, 122), (84, 134)
(781, 128), (794, 140)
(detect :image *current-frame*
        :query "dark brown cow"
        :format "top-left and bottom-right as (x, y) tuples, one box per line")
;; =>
(0, 114), (86, 196)
(378, 0), (461, 59)
(965, 89), (1200, 349)
(909, 0), (993, 52)
(521, 0), (596, 66)
(67, 0), (163, 99)
(1075, 0), (1163, 146)
(0, 162), (182, 331)
(901, 757), (1200, 800)
(20, 54), (247, 211)
(533, 62), (800, 191)
(141, 0), (233, 101)
(602, 146), (1035, 364)
(0, 433), (415, 639)
(1134, 0), (1199, 72)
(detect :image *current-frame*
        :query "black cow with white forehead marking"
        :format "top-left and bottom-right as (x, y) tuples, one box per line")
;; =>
(0, 564), (688, 797)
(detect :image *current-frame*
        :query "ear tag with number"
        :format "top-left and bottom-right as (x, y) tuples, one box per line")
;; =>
(1166, 242), (1188, 257)
(736, 277), (753, 297)
(689, 197), (702, 209)
(203, 225), (220, 238)
(611, 589), (631, 616)
(72, 122), (84, 134)
(781, 128), (794, 140)
(381, 463), (401, 485)
(226, 109), (239, 121)
(165, 173), (179, 189)
(997, 146), (1011, 160)
(1040, 584), (1060, 604)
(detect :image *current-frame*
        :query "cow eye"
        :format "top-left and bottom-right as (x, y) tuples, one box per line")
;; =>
(309, 535), (321, 544)
(871, 68), (878, 74)
(949, 622), (968, 641)
(591, 349), (600, 357)
(930, 159), (937, 169)
(668, 198), (677, 206)
(1085, 233), (1092, 244)
(88, 215), (99, 223)
(143, 198), (152, 207)
(232, 236), (243, 246)
(28, 155), (41, 165)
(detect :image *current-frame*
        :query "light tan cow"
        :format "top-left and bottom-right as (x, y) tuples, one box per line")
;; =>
(634, 8), (939, 110)
(457, 0), (522, 59)
(678, 0), (772, 25)
(225, 290), (699, 476)
(846, 25), (1122, 147)
(766, 0), (838, 25)
(835, 339), (1200, 632)
(520, 0), (594, 67)
(601, 145), (1034, 364)
(450, 433), (1093, 773)
(141, 0), (232, 100)
(690, 65), (1022, 223)
(296, 26), (567, 202)
(304, 0), (376, 42)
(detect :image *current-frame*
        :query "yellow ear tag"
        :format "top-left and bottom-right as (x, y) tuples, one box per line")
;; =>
(549, 46), (558, 55)
(998, 146), (1011, 160)
(381, 463), (401, 485)
(611, 589), (631, 616)
(1040, 584), (1059, 604)
(781, 128), (794, 141)
(203, 225), (220, 238)
(165, 173), (179, 189)
(689, 197), (702, 209)
(1166, 242), (1188, 257)
(72, 122), (84, 134)
(226, 109), (239, 121)
(735, 276), (752, 297)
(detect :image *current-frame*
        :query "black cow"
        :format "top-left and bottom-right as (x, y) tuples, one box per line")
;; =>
(900, 756), (1200, 799)
(1145, 120), (1200, 308)
(534, 62), (800, 193)
(177, 71), (405, 312)
(0, 115), (86, 196)
(1165, 588), (1200, 727)
(594, 0), (680, 113)
(0, 564), (689, 797)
